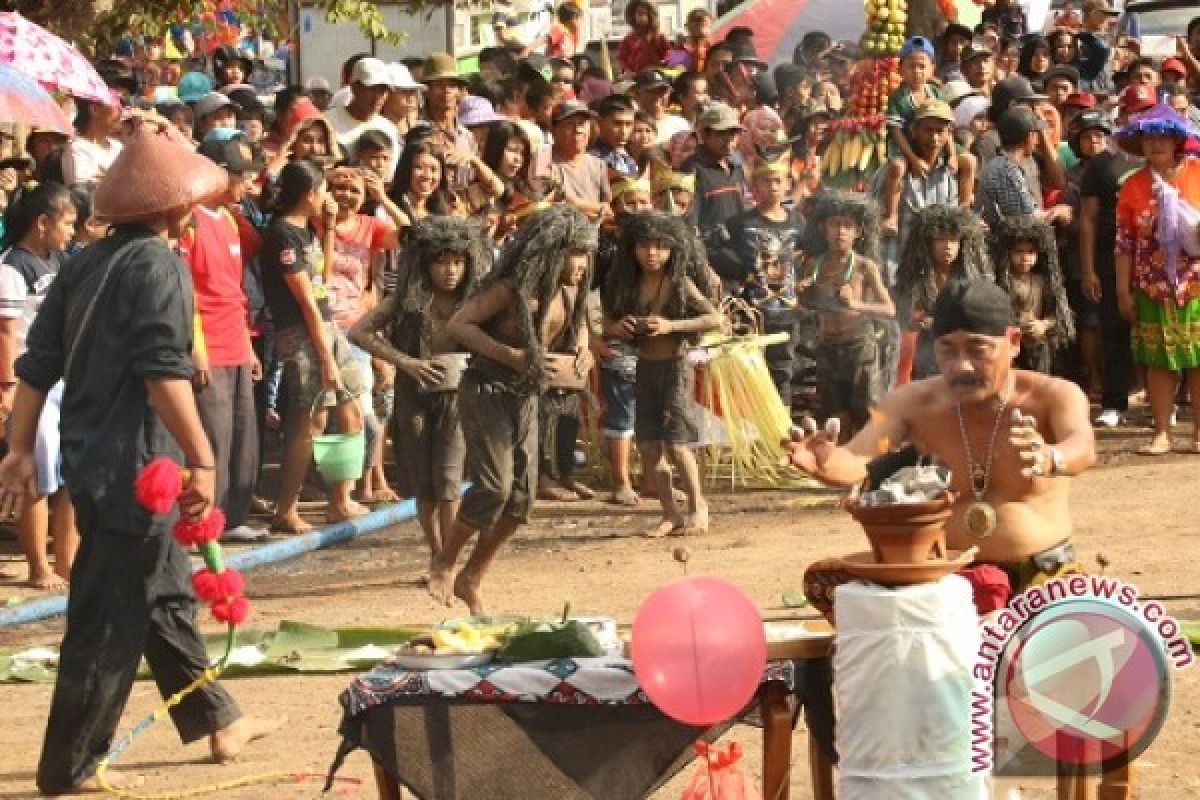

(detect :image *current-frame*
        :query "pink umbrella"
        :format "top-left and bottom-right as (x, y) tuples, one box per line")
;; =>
(0, 62), (72, 134)
(0, 12), (116, 107)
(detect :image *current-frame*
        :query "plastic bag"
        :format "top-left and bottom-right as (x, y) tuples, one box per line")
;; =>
(681, 742), (762, 800)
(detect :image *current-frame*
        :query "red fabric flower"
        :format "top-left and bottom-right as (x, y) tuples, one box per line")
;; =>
(134, 457), (184, 514)
(172, 509), (226, 547)
(211, 595), (250, 625)
(958, 564), (1013, 614)
(192, 567), (244, 603)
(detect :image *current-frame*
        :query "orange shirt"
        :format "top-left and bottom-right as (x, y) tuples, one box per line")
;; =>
(1116, 159), (1200, 305)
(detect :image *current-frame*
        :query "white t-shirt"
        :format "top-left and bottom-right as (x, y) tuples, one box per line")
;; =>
(0, 249), (59, 352)
(655, 114), (691, 146)
(63, 137), (123, 186)
(324, 105), (400, 180)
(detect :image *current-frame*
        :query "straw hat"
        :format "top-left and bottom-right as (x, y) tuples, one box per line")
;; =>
(93, 120), (230, 224)
(422, 52), (468, 85)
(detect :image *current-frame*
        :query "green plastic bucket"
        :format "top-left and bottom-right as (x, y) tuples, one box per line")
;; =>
(312, 431), (365, 483)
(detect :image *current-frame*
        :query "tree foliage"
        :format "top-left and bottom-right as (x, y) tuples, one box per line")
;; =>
(0, 0), (416, 56)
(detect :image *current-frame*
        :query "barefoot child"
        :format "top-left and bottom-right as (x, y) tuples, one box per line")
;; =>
(430, 205), (596, 613)
(894, 204), (991, 379)
(602, 211), (722, 536)
(349, 217), (487, 557)
(799, 191), (896, 435)
(990, 214), (1074, 374)
(593, 175), (655, 506)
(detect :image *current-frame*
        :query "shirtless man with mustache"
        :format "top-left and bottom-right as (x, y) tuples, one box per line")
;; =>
(785, 279), (1097, 594)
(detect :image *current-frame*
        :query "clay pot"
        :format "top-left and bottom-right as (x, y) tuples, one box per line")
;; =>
(845, 493), (955, 565)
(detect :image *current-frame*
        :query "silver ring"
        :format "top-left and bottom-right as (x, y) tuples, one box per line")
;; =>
(1030, 439), (1042, 451)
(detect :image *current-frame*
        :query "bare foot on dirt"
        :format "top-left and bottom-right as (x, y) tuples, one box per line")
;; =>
(684, 502), (709, 534)
(643, 515), (686, 538)
(1137, 433), (1171, 456)
(537, 480), (578, 501)
(270, 513), (314, 535)
(326, 500), (369, 524)
(26, 568), (68, 591)
(453, 572), (485, 615)
(609, 487), (640, 506)
(210, 716), (287, 764)
(58, 767), (146, 794)
(427, 558), (455, 606)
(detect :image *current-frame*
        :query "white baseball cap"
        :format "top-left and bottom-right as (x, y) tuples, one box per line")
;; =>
(305, 76), (332, 92)
(350, 57), (392, 87)
(389, 63), (426, 92)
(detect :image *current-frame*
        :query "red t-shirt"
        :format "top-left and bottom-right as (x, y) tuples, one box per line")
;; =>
(325, 213), (394, 330)
(180, 206), (252, 367)
(617, 32), (669, 75)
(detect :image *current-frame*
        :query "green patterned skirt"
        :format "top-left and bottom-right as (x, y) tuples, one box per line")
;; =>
(1132, 291), (1200, 369)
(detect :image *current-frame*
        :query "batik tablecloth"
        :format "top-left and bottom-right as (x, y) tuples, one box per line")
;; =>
(332, 656), (833, 800)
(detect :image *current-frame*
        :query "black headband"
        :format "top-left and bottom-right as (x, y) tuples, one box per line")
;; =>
(932, 279), (1013, 338)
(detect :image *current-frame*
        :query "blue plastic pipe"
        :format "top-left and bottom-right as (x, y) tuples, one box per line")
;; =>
(0, 498), (420, 629)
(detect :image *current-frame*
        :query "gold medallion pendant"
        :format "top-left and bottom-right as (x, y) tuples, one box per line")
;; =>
(964, 501), (997, 539)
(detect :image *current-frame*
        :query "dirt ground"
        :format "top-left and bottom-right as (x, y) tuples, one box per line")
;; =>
(0, 427), (1198, 800)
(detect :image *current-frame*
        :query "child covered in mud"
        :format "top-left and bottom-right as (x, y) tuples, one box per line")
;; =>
(602, 211), (722, 536)
(798, 190), (895, 435)
(348, 217), (488, 558)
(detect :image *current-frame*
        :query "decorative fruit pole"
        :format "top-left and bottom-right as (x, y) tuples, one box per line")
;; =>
(822, 0), (908, 189)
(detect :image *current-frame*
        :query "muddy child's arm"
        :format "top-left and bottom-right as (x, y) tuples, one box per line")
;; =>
(447, 282), (524, 372)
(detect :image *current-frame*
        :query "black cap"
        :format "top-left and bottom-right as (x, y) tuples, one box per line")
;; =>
(590, 93), (635, 116)
(941, 22), (973, 42)
(727, 39), (768, 70)
(996, 105), (1048, 146)
(1044, 64), (1081, 88)
(932, 279), (1013, 338)
(751, 72), (778, 105)
(1072, 109), (1113, 135)
(632, 69), (669, 91)
(199, 137), (257, 175)
(551, 100), (596, 125)
(774, 63), (807, 96)
(989, 76), (1045, 121)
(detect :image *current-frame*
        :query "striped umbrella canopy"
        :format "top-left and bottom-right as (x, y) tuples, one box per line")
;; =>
(713, 0), (866, 65)
(0, 62), (72, 134)
(0, 12), (116, 107)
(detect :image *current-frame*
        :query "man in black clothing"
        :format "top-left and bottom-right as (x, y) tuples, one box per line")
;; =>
(682, 101), (747, 235)
(0, 122), (279, 794)
(1079, 139), (1140, 427)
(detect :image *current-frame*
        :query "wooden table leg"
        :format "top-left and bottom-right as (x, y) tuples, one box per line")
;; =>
(807, 734), (835, 800)
(373, 761), (404, 800)
(761, 682), (794, 800)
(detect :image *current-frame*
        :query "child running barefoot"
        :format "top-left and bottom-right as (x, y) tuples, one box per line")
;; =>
(349, 217), (487, 559)
(990, 215), (1074, 374)
(429, 206), (596, 614)
(602, 212), (722, 536)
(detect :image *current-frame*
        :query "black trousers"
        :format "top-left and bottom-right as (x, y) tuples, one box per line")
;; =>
(195, 363), (259, 529)
(36, 492), (241, 794)
(1097, 266), (1133, 411)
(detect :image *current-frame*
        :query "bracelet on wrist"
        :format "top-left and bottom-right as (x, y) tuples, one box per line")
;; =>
(187, 464), (216, 471)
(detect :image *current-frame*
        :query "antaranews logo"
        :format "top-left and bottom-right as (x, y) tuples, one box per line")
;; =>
(969, 574), (1193, 776)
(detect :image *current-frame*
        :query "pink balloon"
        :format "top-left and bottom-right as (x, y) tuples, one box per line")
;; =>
(631, 576), (767, 726)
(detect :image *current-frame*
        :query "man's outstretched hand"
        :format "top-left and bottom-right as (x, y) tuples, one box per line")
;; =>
(781, 417), (841, 477)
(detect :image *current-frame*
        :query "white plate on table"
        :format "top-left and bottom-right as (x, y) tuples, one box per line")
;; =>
(388, 650), (496, 670)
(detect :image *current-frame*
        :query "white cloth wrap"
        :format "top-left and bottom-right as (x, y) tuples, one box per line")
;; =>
(834, 575), (987, 799)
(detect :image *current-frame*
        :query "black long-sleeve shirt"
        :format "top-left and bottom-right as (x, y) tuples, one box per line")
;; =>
(17, 225), (194, 533)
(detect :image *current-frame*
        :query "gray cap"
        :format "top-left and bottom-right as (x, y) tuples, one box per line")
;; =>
(697, 102), (743, 132)
(997, 105), (1048, 146)
(193, 92), (235, 119)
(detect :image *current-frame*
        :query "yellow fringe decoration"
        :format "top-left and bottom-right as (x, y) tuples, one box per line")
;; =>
(694, 333), (796, 488)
